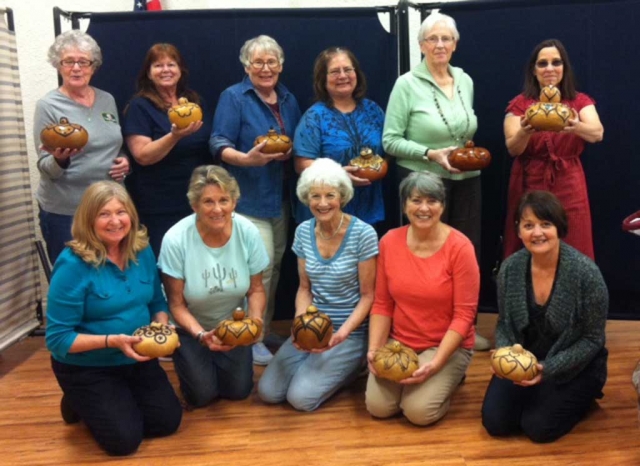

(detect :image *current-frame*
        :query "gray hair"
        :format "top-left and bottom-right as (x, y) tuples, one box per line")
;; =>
(239, 35), (285, 68)
(187, 165), (240, 206)
(417, 11), (460, 43)
(47, 30), (103, 70)
(296, 158), (354, 208)
(399, 171), (446, 206)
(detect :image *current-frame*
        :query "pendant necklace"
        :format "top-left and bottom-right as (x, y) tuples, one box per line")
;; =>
(430, 83), (470, 146)
(317, 213), (345, 241)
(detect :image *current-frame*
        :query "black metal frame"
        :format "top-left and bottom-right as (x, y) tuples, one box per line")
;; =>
(1, 7), (14, 32)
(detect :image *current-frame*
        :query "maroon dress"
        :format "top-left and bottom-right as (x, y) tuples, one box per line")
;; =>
(504, 92), (596, 260)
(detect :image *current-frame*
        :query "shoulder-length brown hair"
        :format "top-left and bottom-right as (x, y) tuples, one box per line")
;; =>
(68, 181), (149, 267)
(523, 39), (577, 101)
(130, 43), (201, 111)
(313, 47), (367, 106)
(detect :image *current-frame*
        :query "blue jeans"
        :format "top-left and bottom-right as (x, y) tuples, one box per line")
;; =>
(172, 328), (254, 408)
(38, 207), (73, 265)
(258, 333), (366, 412)
(51, 358), (182, 456)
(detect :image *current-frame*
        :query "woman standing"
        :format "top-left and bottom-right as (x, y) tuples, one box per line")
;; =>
(123, 43), (210, 257)
(294, 47), (385, 226)
(503, 39), (604, 259)
(210, 35), (301, 365)
(482, 191), (608, 442)
(35, 30), (129, 263)
(382, 13), (489, 350)
(365, 172), (479, 426)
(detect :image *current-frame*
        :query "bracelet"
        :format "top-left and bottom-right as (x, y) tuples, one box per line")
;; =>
(105, 335), (109, 348)
(423, 148), (430, 161)
(196, 330), (206, 345)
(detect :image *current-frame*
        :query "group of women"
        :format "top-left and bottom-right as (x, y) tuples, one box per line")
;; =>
(40, 10), (608, 457)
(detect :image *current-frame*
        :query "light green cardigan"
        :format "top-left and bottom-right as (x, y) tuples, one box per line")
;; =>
(382, 61), (479, 180)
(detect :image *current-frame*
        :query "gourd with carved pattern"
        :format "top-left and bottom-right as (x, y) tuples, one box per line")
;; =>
(40, 117), (89, 151)
(372, 340), (420, 382)
(214, 308), (262, 346)
(448, 140), (492, 171)
(490, 343), (539, 382)
(254, 128), (292, 154)
(349, 147), (388, 182)
(525, 85), (577, 132)
(167, 97), (203, 129)
(292, 305), (333, 350)
(133, 322), (180, 358)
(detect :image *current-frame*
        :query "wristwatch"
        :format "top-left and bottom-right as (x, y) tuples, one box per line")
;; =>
(423, 148), (431, 161)
(196, 330), (206, 345)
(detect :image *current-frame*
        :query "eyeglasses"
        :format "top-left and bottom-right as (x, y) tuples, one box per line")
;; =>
(536, 59), (563, 69)
(60, 59), (94, 68)
(327, 67), (356, 77)
(423, 35), (454, 45)
(250, 60), (280, 70)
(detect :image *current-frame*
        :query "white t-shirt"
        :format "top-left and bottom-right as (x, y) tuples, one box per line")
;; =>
(158, 213), (270, 330)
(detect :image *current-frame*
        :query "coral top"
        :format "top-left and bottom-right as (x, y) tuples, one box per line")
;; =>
(371, 226), (479, 352)
(504, 92), (596, 259)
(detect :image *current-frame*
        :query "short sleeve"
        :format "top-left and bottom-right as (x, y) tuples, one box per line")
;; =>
(357, 222), (379, 262)
(573, 92), (596, 112)
(506, 94), (529, 116)
(291, 222), (308, 259)
(122, 98), (157, 138)
(244, 223), (270, 275)
(293, 106), (323, 159)
(157, 229), (186, 280)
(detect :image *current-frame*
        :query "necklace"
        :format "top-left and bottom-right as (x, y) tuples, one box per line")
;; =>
(430, 83), (470, 146)
(317, 213), (345, 241)
(335, 107), (364, 160)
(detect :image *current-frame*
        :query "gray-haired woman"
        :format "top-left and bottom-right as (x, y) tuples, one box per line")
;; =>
(158, 165), (269, 409)
(258, 158), (378, 411)
(35, 30), (130, 264)
(209, 35), (302, 365)
(365, 171), (479, 426)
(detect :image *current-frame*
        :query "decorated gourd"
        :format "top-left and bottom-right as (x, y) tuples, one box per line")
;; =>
(372, 340), (420, 382)
(292, 305), (333, 350)
(448, 141), (492, 171)
(349, 147), (389, 182)
(525, 85), (576, 132)
(254, 128), (292, 154)
(40, 117), (89, 151)
(491, 343), (539, 382)
(167, 97), (203, 129)
(132, 322), (180, 358)
(214, 308), (262, 346)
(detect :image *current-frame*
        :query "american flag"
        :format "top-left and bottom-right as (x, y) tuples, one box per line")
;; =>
(134, 0), (162, 11)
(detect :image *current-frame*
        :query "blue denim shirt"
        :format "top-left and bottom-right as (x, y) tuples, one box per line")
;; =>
(209, 76), (301, 218)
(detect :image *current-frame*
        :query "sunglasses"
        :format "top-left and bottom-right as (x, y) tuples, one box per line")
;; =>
(536, 59), (563, 69)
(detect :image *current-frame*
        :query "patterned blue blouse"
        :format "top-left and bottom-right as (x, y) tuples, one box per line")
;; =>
(293, 99), (385, 225)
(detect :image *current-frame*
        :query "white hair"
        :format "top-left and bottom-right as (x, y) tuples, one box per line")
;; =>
(296, 158), (354, 208)
(417, 11), (460, 43)
(47, 30), (103, 70)
(239, 35), (284, 67)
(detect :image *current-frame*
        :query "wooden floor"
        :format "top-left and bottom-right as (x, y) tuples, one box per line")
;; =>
(2, 313), (640, 465)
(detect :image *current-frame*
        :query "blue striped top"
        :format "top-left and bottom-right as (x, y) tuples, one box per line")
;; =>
(292, 216), (379, 336)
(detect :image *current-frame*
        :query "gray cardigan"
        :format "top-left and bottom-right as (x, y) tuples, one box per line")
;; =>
(495, 242), (608, 385)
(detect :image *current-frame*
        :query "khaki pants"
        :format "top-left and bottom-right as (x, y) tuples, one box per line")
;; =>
(366, 345), (472, 426)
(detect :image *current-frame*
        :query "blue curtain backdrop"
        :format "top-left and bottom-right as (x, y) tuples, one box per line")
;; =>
(431, 0), (640, 318)
(85, 8), (398, 320)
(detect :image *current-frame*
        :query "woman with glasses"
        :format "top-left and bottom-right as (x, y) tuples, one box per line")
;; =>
(123, 43), (211, 258)
(34, 30), (130, 264)
(293, 47), (385, 228)
(210, 35), (302, 366)
(383, 11), (490, 351)
(503, 39), (604, 260)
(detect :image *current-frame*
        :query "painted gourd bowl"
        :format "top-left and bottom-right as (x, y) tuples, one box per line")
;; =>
(525, 85), (576, 132)
(448, 140), (491, 171)
(254, 128), (292, 154)
(372, 340), (420, 382)
(133, 322), (180, 358)
(291, 305), (333, 350)
(214, 308), (262, 346)
(167, 97), (203, 129)
(491, 343), (539, 382)
(40, 117), (88, 150)
(349, 147), (388, 182)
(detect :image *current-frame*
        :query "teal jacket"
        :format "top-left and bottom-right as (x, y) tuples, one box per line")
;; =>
(382, 61), (478, 180)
